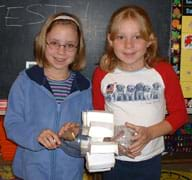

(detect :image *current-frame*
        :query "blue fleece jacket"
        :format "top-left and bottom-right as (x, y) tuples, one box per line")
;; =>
(4, 65), (92, 180)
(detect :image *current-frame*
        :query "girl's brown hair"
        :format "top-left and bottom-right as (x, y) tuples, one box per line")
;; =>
(34, 12), (86, 71)
(100, 5), (160, 72)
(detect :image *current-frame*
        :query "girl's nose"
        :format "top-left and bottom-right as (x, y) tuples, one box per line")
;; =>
(57, 45), (67, 54)
(124, 38), (134, 49)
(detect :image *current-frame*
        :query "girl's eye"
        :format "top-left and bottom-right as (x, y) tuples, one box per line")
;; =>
(134, 35), (141, 39)
(116, 35), (125, 40)
(50, 41), (59, 47)
(67, 43), (75, 48)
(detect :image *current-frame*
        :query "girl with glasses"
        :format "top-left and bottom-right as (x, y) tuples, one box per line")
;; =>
(4, 12), (92, 180)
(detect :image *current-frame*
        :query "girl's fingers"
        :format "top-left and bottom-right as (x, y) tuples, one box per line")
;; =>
(125, 122), (137, 130)
(38, 129), (60, 149)
(58, 122), (80, 137)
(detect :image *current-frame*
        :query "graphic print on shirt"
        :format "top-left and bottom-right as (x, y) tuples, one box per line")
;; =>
(104, 82), (162, 102)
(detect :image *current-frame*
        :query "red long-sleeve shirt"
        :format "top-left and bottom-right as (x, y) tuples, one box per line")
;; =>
(92, 61), (188, 132)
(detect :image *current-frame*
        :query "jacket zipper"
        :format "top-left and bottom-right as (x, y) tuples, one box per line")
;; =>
(50, 103), (60, 180)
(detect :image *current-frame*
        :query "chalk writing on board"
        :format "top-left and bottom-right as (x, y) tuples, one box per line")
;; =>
(1, 4), (72, 27)
(0, 2), (105, 41)
(0, 2), (92, 28)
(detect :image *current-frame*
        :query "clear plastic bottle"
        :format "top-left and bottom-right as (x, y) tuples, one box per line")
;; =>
(59, 126), (90, 158)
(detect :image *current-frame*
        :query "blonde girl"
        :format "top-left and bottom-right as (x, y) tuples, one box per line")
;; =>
(92, 5), (187, 180)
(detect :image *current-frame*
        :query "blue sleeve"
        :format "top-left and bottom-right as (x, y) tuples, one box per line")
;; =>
(4, 74), (44, 151)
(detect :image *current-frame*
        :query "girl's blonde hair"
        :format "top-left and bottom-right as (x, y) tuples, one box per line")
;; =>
(34, 12), (86, 71)
(100, 5), (159, 72)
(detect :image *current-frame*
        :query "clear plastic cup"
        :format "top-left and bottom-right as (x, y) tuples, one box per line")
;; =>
(114, 125), (134, 148)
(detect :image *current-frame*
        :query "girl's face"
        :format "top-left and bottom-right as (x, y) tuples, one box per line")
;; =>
(45, 23), (78, 72)
(108, 19), (151, 71)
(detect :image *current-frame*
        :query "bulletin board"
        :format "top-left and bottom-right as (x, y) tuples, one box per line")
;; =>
(171, 0), (192, 112)
(164, 0), (192, 155)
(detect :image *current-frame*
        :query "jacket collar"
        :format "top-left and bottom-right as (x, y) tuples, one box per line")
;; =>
(25, 65), (90, 92)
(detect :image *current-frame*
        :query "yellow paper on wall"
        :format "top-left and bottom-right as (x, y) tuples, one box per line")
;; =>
(180, 49), (192, 66)
(180, 65), (192, 82)
(180, 81), (192, 98)
(182, 16), (192, 32)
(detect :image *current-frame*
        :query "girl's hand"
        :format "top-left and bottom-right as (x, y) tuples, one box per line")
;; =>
(37, 129), (61, 149)
(123, 122), (152, 158)
(58, 122), (80, 141)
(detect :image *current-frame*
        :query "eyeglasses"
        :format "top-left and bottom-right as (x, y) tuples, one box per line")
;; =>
(46, 40), (78, 52)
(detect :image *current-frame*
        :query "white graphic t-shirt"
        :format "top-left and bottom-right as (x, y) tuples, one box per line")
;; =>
(101, 67), (166, 161)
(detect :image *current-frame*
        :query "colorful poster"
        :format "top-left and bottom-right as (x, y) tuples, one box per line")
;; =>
(171, 0), (192, 109)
